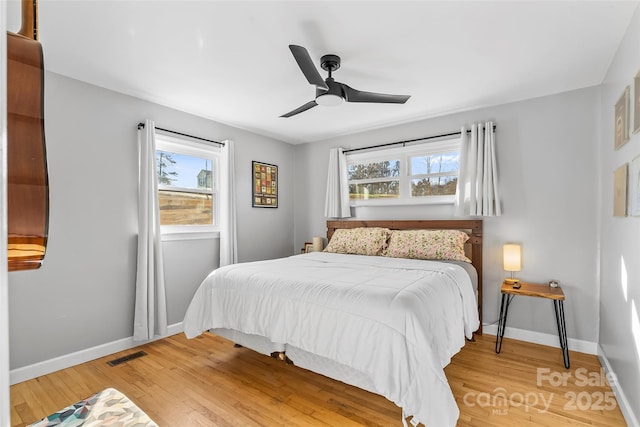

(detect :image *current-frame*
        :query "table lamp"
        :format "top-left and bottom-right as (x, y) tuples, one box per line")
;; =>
(503, 243), (521, 284)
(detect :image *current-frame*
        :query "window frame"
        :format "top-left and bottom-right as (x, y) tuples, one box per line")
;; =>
(347, 137), (461, 207)
(154, 132), (221, 240)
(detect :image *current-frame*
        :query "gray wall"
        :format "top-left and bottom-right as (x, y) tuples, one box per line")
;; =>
(294, 86), (601, 343)
(598, 4), (640, 424)
(8, 72), (294, 369)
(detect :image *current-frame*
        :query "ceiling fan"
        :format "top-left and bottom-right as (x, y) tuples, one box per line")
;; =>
(281, 45), (411, 118)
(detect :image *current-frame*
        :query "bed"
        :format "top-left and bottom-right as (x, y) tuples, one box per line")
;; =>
(183, 219), (483, 427)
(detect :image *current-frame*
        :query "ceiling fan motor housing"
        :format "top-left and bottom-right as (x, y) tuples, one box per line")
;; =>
(315, 77), (344, 106)
(316, 78), (343, 99)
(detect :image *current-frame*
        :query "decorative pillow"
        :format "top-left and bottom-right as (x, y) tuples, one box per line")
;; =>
(324, 227), (391, 256)
(384, 229), (471, 262)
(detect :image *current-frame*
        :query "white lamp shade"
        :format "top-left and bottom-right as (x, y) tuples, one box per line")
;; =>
(503, 244), (522, 272)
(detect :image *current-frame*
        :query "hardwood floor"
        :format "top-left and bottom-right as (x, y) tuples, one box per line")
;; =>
(10, 333), (627, 426)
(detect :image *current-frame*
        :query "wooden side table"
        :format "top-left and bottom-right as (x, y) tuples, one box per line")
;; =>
(495, 280), (570, 368)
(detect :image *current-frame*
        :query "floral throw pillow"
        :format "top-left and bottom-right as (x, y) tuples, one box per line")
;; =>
(384, 229), (471, 262)
(324, 227), (391, 256)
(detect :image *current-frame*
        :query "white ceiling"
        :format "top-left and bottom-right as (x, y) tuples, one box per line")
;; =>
(7, 0), (639, 144)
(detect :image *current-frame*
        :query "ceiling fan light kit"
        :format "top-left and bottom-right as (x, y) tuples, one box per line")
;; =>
(316, 93), (343, 107)
(281, 44), (410, 118)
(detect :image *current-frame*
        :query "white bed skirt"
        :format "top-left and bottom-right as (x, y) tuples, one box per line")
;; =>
(211, 328), (378, 394)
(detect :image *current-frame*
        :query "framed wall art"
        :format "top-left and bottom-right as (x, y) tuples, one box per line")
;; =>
(634, 68), (640, 135)
(252, 161), (278, 208)
(614, 86), (630, 150)
(613, 163), (628, 217)
(629, 155), (640, 216)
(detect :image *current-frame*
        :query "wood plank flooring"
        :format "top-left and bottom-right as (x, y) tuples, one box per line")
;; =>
(10, 333), (627, 426)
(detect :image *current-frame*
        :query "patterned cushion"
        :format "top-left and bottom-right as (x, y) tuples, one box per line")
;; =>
(28, 387), (158, 427)
(384, 229), (471, 262)
(324, 227), (391, 256)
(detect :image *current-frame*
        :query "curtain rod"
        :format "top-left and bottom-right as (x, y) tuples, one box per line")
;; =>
(342, 125), (496, 154)
(137, 122), (224, 147)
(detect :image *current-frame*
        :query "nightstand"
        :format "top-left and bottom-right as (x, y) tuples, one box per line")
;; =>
(495, 280), (570, 368)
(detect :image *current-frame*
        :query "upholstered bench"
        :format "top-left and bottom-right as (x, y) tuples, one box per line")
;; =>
(28, 387), (158, 426)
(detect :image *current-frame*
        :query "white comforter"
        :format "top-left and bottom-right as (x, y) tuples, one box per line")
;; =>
(183, 252), (479, 427)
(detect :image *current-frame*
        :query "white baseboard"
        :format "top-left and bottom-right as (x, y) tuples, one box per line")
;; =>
(483, 324), (598, 355)
(598, 345), (640, 427)
(10, 322), (184, 385)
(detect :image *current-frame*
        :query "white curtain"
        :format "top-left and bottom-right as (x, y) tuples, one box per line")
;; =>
(454, 121), (502, 217)
(134, 119), (168, 341)
(219, 139), (237, 267)
(324, 147), (352, 218)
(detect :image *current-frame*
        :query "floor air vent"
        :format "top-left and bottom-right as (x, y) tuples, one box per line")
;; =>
(107, 351), (147, 366)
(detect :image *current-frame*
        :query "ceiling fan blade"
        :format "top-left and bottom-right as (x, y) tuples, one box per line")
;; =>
(289, 45), (329, 90)
(342, 84), (410, 104)
(280, 100), (318, 118)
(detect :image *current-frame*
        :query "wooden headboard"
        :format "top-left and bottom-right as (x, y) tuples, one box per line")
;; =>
(326, 219), (483, 335)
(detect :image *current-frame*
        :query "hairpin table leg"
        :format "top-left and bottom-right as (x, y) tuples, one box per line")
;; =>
(553, 300), (570, 369)
(495, 293), (512, 354)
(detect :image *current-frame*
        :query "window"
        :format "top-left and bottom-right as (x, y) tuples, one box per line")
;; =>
(348, 159), (401, 200)
(347, 137), (460, 206)
(155, 133), (220, 235)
